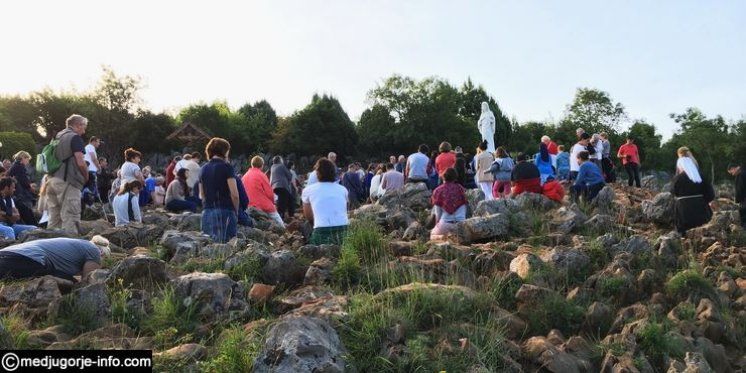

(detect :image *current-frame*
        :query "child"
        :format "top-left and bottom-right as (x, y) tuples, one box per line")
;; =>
(556, 145), (570, 181)
(153, 176), (166, 206)
(542, 175), (565, 202)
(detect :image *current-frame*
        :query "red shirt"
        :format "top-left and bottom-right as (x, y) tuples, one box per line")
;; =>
(435, 152), (457, 176)
(617, 143), (640, 165)
(242, 167), (276, 213)
(165, 161), (176, 189)
(542, 180), (565, 202)
(547, 141), (559, 155)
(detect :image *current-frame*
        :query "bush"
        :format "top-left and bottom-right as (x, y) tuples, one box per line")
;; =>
(343, 219), (386, 265)
(0, 131), (36, 160)
(636, 321), (683, 368)
(141, 286), (198, 350)
(665, 269), (715, 301)
(54, 293), (101, 335)
(524, 293), (584, 336)
(199, 324), (267, 372)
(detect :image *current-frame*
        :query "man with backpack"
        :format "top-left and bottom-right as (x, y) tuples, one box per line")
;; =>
(43, 114), (89, 234)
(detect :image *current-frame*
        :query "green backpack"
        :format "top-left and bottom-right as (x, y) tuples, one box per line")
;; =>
(35, 138), (64, 174)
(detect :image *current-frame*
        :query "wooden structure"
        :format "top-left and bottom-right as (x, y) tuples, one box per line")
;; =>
(166, 122), (211, 146)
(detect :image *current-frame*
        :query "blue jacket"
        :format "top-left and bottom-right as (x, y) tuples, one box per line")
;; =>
(574, 161), (604, 187)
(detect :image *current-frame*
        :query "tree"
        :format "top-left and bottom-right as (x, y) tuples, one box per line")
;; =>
(667, 108), (732, 183)
(270, 94), (357, 157)
(623, 120), (663, 169)
(459, 78), (512, 146)
(237, 100), (278, 151)
(561, 88), (627, 135)
(127, 111), (178, 156)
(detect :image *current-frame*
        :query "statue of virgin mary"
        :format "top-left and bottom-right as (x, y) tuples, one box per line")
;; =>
(477, 102), (496, 153)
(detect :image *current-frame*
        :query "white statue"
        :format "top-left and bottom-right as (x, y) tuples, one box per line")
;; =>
(478, 101), (496, 153)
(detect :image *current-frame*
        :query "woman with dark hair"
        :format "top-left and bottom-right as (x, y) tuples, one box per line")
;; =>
(511, 153), (542, 196)
(112, 180), (142, 226)
(302, 158), (349, 245)
(430, 168), (468, 240)
(8, 151), (36, 225)
(672, 151), (715, 234)
(426, 151), (440, 190)
(270, 156), (293, 219)
(535, 143), (555, 185)
(166, 168), (199, 213)
(200, 138), (239, 243)
(120, 148), (144, 184)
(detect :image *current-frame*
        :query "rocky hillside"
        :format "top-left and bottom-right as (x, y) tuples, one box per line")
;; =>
(0, 182), (743, 372)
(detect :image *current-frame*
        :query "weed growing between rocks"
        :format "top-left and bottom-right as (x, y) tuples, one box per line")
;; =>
(141, 286), (198, 350)
(523, 292), (584, 336)
(665, 267), (716, 303)
(0, 311), (30, 348)
(109, 280), (142, 330)
(197, 324), (266, 372)
(54, 293), (101, 335)
(636, 320), (684, 369)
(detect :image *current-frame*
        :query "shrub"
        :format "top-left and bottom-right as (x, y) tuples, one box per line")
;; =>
(333, 243), (361, 288)
(489, 274), (523, 311)
(0, 131), (36, 160)
(524, 293), (584, 336)
(54, 293), (101, 335)
(597, 276), (628, 299)
(344, 219), (386, 265)
(636, 321), (683, 368)
(0, 312), (30, 349)
(198, 324), (264, 372)
(224, 253), (263, 282)
(141, 286), (198, 350)
(665, 269), (715, 301)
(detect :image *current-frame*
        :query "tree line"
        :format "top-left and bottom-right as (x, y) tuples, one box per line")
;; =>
(0, 68), (743, 181)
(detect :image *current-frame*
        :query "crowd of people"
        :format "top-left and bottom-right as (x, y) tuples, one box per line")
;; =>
(0, 114), (744, 281)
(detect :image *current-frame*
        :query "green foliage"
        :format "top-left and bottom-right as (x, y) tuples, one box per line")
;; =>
(109, 279), (144, 330)
(488, 274), (523, 311)
(597, 276), (628, 299)
(586, 240), (611, 272)
(180, 257), (225, 274)
(344, 219), (386, 265)
(341, 285), (507, 372)
(224, 253), (263, 282)
(270, 94), (357, 157)
(562, 87), (628, 134)
(198, 324), (268, 372)
(0, 312), (30, 349)
(238, 100), (277, 152)
(333, 242), (362, 288)
(523, 293), (584, 336)
(667, 108), (734, 183)
(623, 120), (663, 167)
(636, 320), (683, 368)
(665, 268), (715, 301)
(0, 131), (36, 159)
(141, 286), (198, 350)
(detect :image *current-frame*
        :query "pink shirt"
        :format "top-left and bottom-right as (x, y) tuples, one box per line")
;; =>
(242, 168), (276, 213)
(618, 143), (640, 165)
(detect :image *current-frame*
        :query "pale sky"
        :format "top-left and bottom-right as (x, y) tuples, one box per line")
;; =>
(2, 0), (744, 139)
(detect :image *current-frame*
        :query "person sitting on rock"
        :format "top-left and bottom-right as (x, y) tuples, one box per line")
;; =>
(534, 143), (555, 185)
(571, 151), (605, 202)
(673, 151), (715, 235)
(430, 168), (468, 240)
(380, 162), (404, 195)
(0, 177), (38, 240)
(511, 153), (542, 196)
(112, 180), (143, 227)
(0, 235), (111, 281)
(243, 156), (284, 228)
(542, 175), (565, 202)
(166, 168), (199, 213)
(490, 147), (514, 199)
(302, 158), (349, 245)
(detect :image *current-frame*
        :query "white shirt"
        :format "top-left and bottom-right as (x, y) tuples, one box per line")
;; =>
(183, 160), (202, 188)
(406, 152), (430, 180)
(301, 182), (349, 229)
(112, 192), (142, 226)
(570, 143), (586, 172)
(120, 162), (141, 183)
(593, 141), (604, 160)
(306, 171), (318, 186)
(369, 174), (383, 198)
(84, 144), (98, 172)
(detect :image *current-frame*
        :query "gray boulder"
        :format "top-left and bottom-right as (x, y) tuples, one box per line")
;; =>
(514, 192), (557, 211)
(551, 205), (587, 234)
(253, 316), (347, 373)
(540, 247), (590, 275)
(474, 198), (518, 217)
(107, 255), (169, 289)
(610, 235), (652, 257)
(172, 272), (248, 320)
(456, 213), (510, 244)
(159, 230), (212, 261)
(262, 250), (308, 286)
(592, 186), (615, 213)
(377, 182), (431, 211)
(169, 213), (202, 232)
(641, 192), (674, 226)
(100, 224), (165, 250)
(71, 283), (110, 325)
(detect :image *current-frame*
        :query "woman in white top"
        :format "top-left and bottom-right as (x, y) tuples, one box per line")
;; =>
(112, 180), (142, 226)
(302, 158), (349, 245)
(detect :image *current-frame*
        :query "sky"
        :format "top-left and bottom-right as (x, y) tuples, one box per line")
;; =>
(1, 0), (744, 139)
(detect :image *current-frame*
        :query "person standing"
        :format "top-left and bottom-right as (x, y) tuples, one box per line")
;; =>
(672, 154), (715, 234)
(369, 164), (385, 202)
(270, 156), (293, 219)
(46, 114), (89, 234)
(490, 147), (514, 199)
(727, 163), (745, 228)
(97, 157), (115, 204)
(395, 155), (406, 174)
(556, 145), (570, 181)
(617, 136), (641, 187)
(200, 138), (239, 243)
(405, 144), (430, 183)
(0, 178), (37, 240)
(569, 133), (590, 181)
(599, 132), (616, 183)
(8, 151), (37, 225)
(572, 151), (606, 202)
(474, 140), (495, 200)
(84, 136), (102, 198)
(541, 136), (559, 155)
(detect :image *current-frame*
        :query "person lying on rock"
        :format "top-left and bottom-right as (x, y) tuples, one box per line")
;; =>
(0, 235), (111, 281)
(571, 150), (605, 202)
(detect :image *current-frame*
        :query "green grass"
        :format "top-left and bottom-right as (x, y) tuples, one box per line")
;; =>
(109, 279), (144, 330)
(340, 284), (508, 372)
(333, 242), (362, 288)
(671, 302), (696, 322)
(636, 320), (683, 369)
(665, 268), (716, 302)
(141, 286), (199, 350)
(198, 324), (267, 373)
(586, 239), (611, 272)
(344, 219), (387, 265)
(488, 274), (523, 311)
(523, 292), (584, 336)
(180, 257), (225, 274)
(597, 276), (629, 299)
(53, 293), (101, 335)
(224, 253), (263, 282)
(0, 312), (30, 349)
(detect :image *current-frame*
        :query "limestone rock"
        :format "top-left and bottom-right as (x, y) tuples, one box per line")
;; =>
(642, 192), (674, 226)
(71, 283), (110, 325)
(253, 316), (346, 373)
(106, 255), (168, 289)
(551, 205), (587, 234)
(509, 253), (544, 280)
(173, 272), (248, 320)
(377, 182), (431, 211)
(474, 198), (518, 217)
(456, 213), (510, 244)
(0, 275), (72, 309)
(262, 250), (308, 286)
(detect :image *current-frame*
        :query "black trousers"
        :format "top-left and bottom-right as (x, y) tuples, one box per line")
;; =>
(740, 206), (746, 228)
(0, 252), (49, 280)
(274, 188), (292, 218)
(602, 157), (616, 183)
(625, 163), (641, 187)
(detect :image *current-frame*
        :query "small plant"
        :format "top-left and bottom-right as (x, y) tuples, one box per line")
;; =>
(636, 320), (683, 368)
(0, 312), (30, 349)
(141, 286), (198, 350)
(333, 243), (361, 288)
(489, 274), (522, 311)
(672, 302), (696, 322)
(109, 279), (143, 330)
(586, 240), (610, 271)
(54, 293), (101, 335)
(344, 219), (387, 265)
(224, 253), (263, 282)
(597, 276), (628, 299)
(523, 293), (584, 336)
(198, 324), (264, 372)
(180, 257), (224, 274)
(665, 268), (715, 301)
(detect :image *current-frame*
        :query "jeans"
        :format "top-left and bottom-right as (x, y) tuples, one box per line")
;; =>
(202, 208), (237, 243)
(166, 198), (199, 213)
(625, 163), (641, 187)
(0, 223), (37, 240)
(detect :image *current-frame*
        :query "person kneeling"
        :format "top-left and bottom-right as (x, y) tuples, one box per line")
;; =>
(0, 236), (111, 281)
(0, 177), (37, 240)
(542, 175), (565, 202)
(511, 153), (542, 196)
(430, 168), (467, 240)
(571, 151), (605, 202)
(302, 158), (349, 245)
(113, 180), (142, 226)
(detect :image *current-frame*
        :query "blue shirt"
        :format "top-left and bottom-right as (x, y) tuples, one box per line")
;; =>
(556, 152), (570, 171)
(200, 158), (235, 210)
(145, 177), (157, 193)
(574, 161), (604, 187)
(2, 238), (100, 278)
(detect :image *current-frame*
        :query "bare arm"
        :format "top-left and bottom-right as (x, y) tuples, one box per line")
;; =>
(90, 150), (100, 170)
(303, 202), (314, 222)
(81, 261), (101, 278)
(74, 152), (89, 183)
(227, 177), (239, 212)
